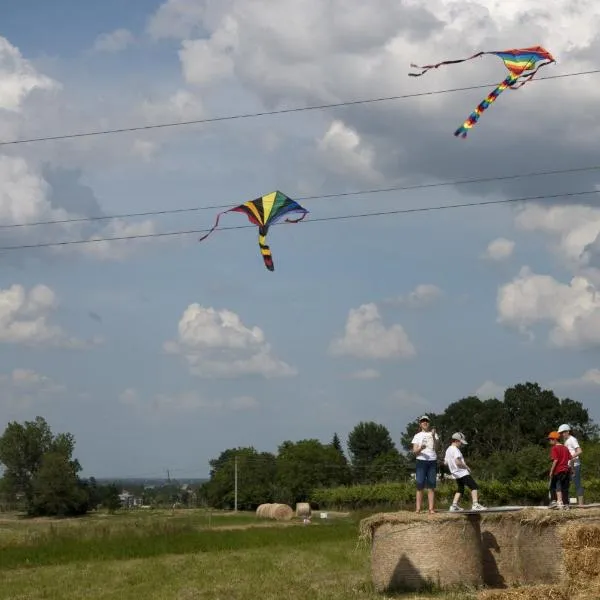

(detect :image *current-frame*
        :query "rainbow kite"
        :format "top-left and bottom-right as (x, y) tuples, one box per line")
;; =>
(408, 46), (556, 138)
(198, 191), (308, 271)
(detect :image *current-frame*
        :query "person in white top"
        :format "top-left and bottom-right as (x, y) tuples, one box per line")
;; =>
(558, 423), (583, 506)
(444, 432), (486, 512)
(411, 415), (439, 514)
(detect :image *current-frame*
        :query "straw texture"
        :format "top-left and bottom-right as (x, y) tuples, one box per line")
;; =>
(368, 514), (483, 592)
(295, 502), (311, 518)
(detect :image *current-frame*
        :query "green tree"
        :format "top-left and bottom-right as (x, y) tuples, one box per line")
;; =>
(347, 421), (399, 483)
(205, 447), (276, 510)
(275, 439), (351, 503)
(102, 483), (121, 513)
(29, 452), (89, 517)
(0, 416), (86, 515)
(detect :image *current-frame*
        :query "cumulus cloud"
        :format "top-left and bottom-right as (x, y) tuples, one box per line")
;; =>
(329, 303), (416, 359)
(497, 266), (600, 348)
(386, 283), (443, 307)
(316, 120), (383, 184)
(93, 29), (135, 53)
(164, 304), (297, 378)
(0, 368), (65, 411)
(0, 284), (96, 348)
(146, 0), (600, 210)
(552, 369), (600, 388)
(483, 238), (515, 261)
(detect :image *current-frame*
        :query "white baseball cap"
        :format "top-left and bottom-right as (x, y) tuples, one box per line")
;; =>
(418, 415), (430, 422)
(558, 424), (571, 433)
(452, 432), (468, 444)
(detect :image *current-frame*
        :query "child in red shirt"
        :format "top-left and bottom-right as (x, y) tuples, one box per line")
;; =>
(548, 431), (571, 509)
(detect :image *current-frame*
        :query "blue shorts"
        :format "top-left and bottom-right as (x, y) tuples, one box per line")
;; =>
(415, 459), (437, 490)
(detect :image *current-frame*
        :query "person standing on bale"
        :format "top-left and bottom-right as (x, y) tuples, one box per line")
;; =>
(547, 431), (571, 510)
(411, 415), (439, 514)
(558, 423), (584, 506)
(444, 432), (487, 512)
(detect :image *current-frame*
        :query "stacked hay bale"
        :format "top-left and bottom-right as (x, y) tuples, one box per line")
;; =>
(360, 508), (600, 597)
(255, 503), (294, 521)
(359, 511), (484, 593)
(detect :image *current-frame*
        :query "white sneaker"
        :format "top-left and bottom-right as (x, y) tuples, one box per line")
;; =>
(549, 500), (558, 509)
(449, 504), (464, 512)
(471, 502), (487, 511)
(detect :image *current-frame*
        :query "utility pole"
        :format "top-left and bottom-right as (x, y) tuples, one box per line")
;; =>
(234, 455), (238, 513)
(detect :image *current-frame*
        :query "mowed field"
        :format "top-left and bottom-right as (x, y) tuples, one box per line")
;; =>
(0, 508), (474, 600)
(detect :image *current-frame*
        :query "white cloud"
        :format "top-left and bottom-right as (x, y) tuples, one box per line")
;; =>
(140, 89), (205, 123)
(80, 219), (157, 261)
(329, 303), (416, 359)
(475, 380), (505, 400)
(164, 304), (297, 378)
(551, 368), (600, 388)
(93, 29), (135, 53)
(483, 238), (515, 261)
(146, 0), (209, 40)
(131, 139), (160, 161)
(316, 120), (383, 183)
(0, 284), (93, 348)
(0, 37), (59, 112)
(0, 368), (65, 411)
(515, 204), (600, 269)
(497, 266), (600, 348)
(348, 368), (381, 380)
(387, 284), (443, 308)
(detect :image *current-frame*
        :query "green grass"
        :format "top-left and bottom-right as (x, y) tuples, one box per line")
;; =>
(0, 509), (475, 600)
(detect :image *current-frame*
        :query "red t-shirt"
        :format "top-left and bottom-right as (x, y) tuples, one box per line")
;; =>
(551, 444), (571, 474)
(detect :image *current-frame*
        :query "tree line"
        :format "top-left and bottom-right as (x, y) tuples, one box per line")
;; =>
(1, 382), (598, 515)
(200, 382), (600, 508)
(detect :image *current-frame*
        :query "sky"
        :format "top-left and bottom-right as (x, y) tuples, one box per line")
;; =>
(1, 0), (600, 479)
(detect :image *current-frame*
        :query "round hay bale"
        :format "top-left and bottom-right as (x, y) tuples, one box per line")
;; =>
(360, 511), (484, 593)
(296, 502), (311, 518)
(256, 503), (271, 518)
(271, 503), (293, 521)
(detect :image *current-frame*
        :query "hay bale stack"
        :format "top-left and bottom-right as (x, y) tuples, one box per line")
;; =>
(480, 509), (600, 588)
(296, 502), (311, 518)
(359, 511), (484, 593)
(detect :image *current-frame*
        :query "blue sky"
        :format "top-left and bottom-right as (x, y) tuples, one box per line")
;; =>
(1, 0), (600, 479)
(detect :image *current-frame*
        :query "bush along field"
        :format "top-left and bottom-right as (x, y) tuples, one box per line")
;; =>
(311, 479), (600, 511)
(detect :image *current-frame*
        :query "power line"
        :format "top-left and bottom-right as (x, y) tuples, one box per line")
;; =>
(0, 68), (598, 148)
(1, 187), (599, 252)
(3, 162), (600, 230)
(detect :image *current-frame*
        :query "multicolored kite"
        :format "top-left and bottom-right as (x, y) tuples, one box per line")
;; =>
(408, 46), (556, 138)
(198, 191), (309, 271)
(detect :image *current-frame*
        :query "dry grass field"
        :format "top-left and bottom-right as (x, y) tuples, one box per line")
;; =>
(0, 508), (475, 600)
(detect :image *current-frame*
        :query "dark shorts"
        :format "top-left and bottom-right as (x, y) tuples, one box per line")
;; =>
(415, 459), (437, 490)
(455, 474), (478, 494)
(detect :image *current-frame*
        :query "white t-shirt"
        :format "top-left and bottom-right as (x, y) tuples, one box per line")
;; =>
(564, 435), (581, 466)
(411, 431), (438, 461)
(444, 445), (470, 479)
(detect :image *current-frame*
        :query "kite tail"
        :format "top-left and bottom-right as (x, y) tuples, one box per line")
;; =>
(408, 51), (486, 77)
(454, 74), (518, 138)
(258, 227), (274, 271)
(198, 209), (231, 242)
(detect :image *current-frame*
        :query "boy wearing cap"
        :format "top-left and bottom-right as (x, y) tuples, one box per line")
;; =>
(548, 431), (571, 510)
(444, 432), (486, 512)
(558, 424), (584, 506)
(411, 415), (439, 513)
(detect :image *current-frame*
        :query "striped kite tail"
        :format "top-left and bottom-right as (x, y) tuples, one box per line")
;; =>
(454, 74), (518, 138)
(258, 227), (274, 271)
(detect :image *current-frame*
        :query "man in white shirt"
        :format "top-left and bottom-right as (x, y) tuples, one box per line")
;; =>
(444, 432), (486, 512)
(411, 415), (439, 513)
(558, 423), (584, 506)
